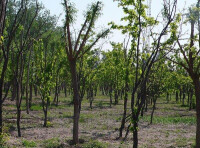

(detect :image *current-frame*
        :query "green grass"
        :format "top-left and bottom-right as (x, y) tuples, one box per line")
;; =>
(79, 113), (95, 123)
(175, 137), (188, 147)
(81, 140), (108, 148)
(22, 139), (37, 147)
(49, 104), (66, 109)
(96, 101), (104, 108)
(30, 104), (43, 111)
(43, 137), (62, 148)
(142, 115), (196, 124)
(0, 133), (9, 147)
(58, 111), (73, 118)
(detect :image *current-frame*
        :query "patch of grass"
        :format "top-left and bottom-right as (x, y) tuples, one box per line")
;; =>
(164, 131), (170, 138)
(96, 101), (103, 108)
(3, 113), (16, 119)
(43, 137), (62, 148)
(142, 115), (195, 124)
(59, 112), (73, 118)
(189, 137), (196, 148)
(116, 116), (122, 122)
(30, 104), (43, 111)
(175, 137), (187, 147)
(50, 104), (66, 109)
(100, 124), (108, 130)
(180, 104), (189, 108)
(79, 113), (95, 123)
(22, 139), (37, 147)
(3, 124), (11, 133)
(82, 140), (107, 148)
(46, 121), (53, 127)
(192, 143), (196, 148)
(79, 116), (86, 123)
(0, 133), (9, 147)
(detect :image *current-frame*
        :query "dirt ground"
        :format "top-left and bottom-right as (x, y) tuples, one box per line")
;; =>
(3, 94), (196, 148)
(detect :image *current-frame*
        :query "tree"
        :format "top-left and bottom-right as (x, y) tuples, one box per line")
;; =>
(99, 43), (126, 107)
(0, 0), (28, 134)
(110, 0), (177, 147)
(5, 0), (57, 136)
(148, 59), (165, 124)
(63, 0), (109, 144)
(167, 2), (200, 146)
(0, 0), (7, 133)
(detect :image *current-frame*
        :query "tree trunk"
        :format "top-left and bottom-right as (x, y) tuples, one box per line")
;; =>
(193, 79), (200, 147)
(11, 79), (16, 101)
(182, 93), (185, 106)
(0, 89), (2, 133)
(42, 95), (49, 127)
(109, 88), (112, 108)
(54, 79), (59, 105)
(34, 85), (37, 96)
(25, 87), (29, 114)
(64, 83), (67, 97)
(95, 88), (97, 96)
(89, 89), (93, 109)
(29, 84), (32, 108)
(90, 99), (93, 109)
(43, 110), (47, 127)
(133, 120), (138, 148)
(189, 89), (193, 111)
(166, 92), (169, 103)
(119, 86), (128, 138)
(16, 77), (22, 137)
(69, 60), (80, 144)
(25, 49), (32, 114)
(17, 107), (21, 137)
(0, 0), (7, 133)
(140, 105), (144, 117)
(150, 97), (157, 124)
(145, 98), (148, 112)
(176, 91), (178, 103)
(114, 90), (118, 105)
(0, 60), (8, 133)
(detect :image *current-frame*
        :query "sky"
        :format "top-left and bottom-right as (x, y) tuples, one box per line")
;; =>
(38, 0), (197, 50)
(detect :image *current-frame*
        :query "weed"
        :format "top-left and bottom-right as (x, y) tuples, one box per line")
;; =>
(46, 121), (53, 127)
(175, 137), (187, 147)
(96, 101), (103, 108)
(22, 139), (37, 147)
(30, 105), (43, 111)
(0, 133), (9, 147)
(43, 137), (62, 148)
